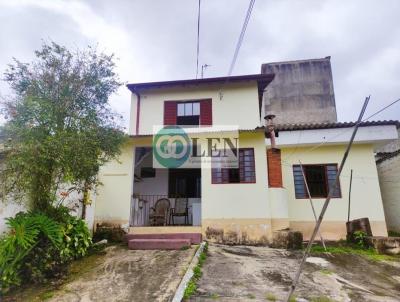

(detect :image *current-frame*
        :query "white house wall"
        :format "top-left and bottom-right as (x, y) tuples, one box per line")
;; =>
(281, 144), (387, 240)
(129, 83), (262, 136)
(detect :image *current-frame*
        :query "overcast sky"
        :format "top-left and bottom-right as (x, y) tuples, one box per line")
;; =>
(0, 0), (399, 129)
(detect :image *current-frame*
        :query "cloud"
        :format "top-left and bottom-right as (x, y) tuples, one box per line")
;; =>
(0, 0), (399, 126)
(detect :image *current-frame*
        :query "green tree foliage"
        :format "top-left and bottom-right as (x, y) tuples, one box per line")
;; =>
(0, 41), (127, 213)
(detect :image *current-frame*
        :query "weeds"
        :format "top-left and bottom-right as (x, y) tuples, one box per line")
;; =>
(266, 293), (277, 301)
(183, 242), (208, 300)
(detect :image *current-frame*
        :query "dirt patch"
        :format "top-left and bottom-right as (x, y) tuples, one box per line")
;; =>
(190, 243), (400, 302)
(7, 245), (195, 302)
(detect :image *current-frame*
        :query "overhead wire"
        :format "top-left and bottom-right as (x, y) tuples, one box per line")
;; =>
(195, 0), (201, 79)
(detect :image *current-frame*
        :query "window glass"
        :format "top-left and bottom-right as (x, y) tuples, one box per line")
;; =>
(177, 103), (185, 116)
(184, 103), (192, 116)
(192, 102), (200, 115)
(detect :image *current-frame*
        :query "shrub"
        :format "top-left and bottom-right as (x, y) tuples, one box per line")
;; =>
(0, 209), (92, 293)
(353, 231), (369, 249)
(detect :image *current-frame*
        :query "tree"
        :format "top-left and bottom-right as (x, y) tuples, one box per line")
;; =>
(0, 42), (127, 216)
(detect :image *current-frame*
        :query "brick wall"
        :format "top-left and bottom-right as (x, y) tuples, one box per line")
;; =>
(267, 148), (283, 188)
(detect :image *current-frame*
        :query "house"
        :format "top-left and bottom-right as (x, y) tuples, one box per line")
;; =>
(93, 58), (399, 246)
(376, 128), (400, 234)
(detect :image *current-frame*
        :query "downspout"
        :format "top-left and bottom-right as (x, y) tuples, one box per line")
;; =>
(134, 90), (141, 135)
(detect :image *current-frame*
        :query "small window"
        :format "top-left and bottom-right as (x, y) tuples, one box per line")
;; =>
(177, 101), (200, 125)
(212, 148), (256, 184)
(293, 164), (341, 198)
(141, 167), (156, 178)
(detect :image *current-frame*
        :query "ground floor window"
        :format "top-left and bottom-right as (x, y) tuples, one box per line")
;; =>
(212, 148), (256, 184)
(293, 164), (341, 198)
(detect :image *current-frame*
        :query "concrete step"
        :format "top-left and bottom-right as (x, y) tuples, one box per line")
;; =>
(128, 238), (191, 250)
(126, 233), (202, 244)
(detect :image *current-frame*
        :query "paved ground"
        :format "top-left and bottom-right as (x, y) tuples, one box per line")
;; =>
(190, 244), (400, 302)
(7, 245), (195, 302)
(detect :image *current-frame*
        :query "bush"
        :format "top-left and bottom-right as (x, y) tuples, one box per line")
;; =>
(353, 231), (369, 249)
(0, 209), (92, 293)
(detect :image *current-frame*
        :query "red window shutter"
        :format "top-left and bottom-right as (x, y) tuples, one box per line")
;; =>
(164, 101), (177, 125)
(200, 99), (212, 126)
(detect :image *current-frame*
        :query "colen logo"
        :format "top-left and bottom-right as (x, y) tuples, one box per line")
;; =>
(153, 126), (191, 168)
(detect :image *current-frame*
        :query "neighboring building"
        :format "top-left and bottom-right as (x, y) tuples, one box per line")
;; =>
(261, 57), (337, 125)
(376, 128), (400, 234)
(93, 63), (398, 243)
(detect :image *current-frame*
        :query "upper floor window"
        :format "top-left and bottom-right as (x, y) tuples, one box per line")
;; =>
(177, 102), (200, 125)
(164, 99), (212, 126)
(292, 164), (341, 198)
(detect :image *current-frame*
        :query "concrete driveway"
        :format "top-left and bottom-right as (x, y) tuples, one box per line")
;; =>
(49, 245), (194, 302)
(190, 244), (400, 302)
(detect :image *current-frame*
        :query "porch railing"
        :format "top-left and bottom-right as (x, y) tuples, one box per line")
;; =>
(130, 194), (193, 227)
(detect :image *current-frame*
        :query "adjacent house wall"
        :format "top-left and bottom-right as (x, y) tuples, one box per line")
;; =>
(261, 57), (337, 124)
(281, 144), (387, 240)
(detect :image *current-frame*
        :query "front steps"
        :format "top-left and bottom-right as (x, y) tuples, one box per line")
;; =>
(126, 233), (202, 250)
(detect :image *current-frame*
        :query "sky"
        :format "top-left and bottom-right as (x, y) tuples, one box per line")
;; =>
(0, 0), (399, 130)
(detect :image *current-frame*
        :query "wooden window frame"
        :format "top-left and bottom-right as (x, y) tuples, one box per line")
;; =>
(292, 163), (342, 199)
(211, 148), (256, 184)
(164, 98), (212, 126)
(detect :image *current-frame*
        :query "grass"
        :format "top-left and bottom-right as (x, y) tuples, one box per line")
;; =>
(319, 269), (333, 275)
(247, 293), (256, 299)
(310, 296), (335, 302)
(265, 292), (277, 301)
(183, 242), (208, 300)
(309, 243), (400, 262)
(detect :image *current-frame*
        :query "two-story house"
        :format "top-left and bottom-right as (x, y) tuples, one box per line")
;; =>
(93, 59), (399, 248)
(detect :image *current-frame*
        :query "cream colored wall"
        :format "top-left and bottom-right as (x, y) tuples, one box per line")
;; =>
(130, 83), (261, 135)
(94, 142), (135, 226)
(202, 132), (270, 219)
(281, 144), (387, 238)
(377, 155), (400, 233)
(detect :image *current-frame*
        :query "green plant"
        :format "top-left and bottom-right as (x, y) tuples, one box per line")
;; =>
(0, 212), (63, 292)
(388, 230), (400, 237)
(266, 293), (277, 301)
(0, 210), (92, 293)
(183, 243), (208, 300)
(353, 231), (369, 249)
(61, 216), (92, 260)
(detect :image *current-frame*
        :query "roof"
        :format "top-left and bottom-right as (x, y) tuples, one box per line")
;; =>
(376, 149), (400, 164)
(126, 74), (274, 92)
(127, 74), (275, 119)
(275, 120), (400, 131)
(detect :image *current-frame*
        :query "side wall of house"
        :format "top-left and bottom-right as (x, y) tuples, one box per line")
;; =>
(281, 144), (387, 240)
(377, 155), (400, 233)
(94, 142), (135, 227)
(202, 132), (272, 243)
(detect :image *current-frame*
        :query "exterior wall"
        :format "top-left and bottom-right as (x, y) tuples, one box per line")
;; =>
(129, 83), (262, 135)
(377, 155), (400, 233)
(94, 142), (135, 227)
(261, 57), (337, 124)
(281, 144), (387, 240)
(202, 132), (273, 242)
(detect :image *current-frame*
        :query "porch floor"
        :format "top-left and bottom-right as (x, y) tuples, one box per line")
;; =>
(129, 226), (202, 234)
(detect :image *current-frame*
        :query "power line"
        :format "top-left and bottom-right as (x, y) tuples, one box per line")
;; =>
(227, 0), (256, 77)
(195, 0), (201, 79)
